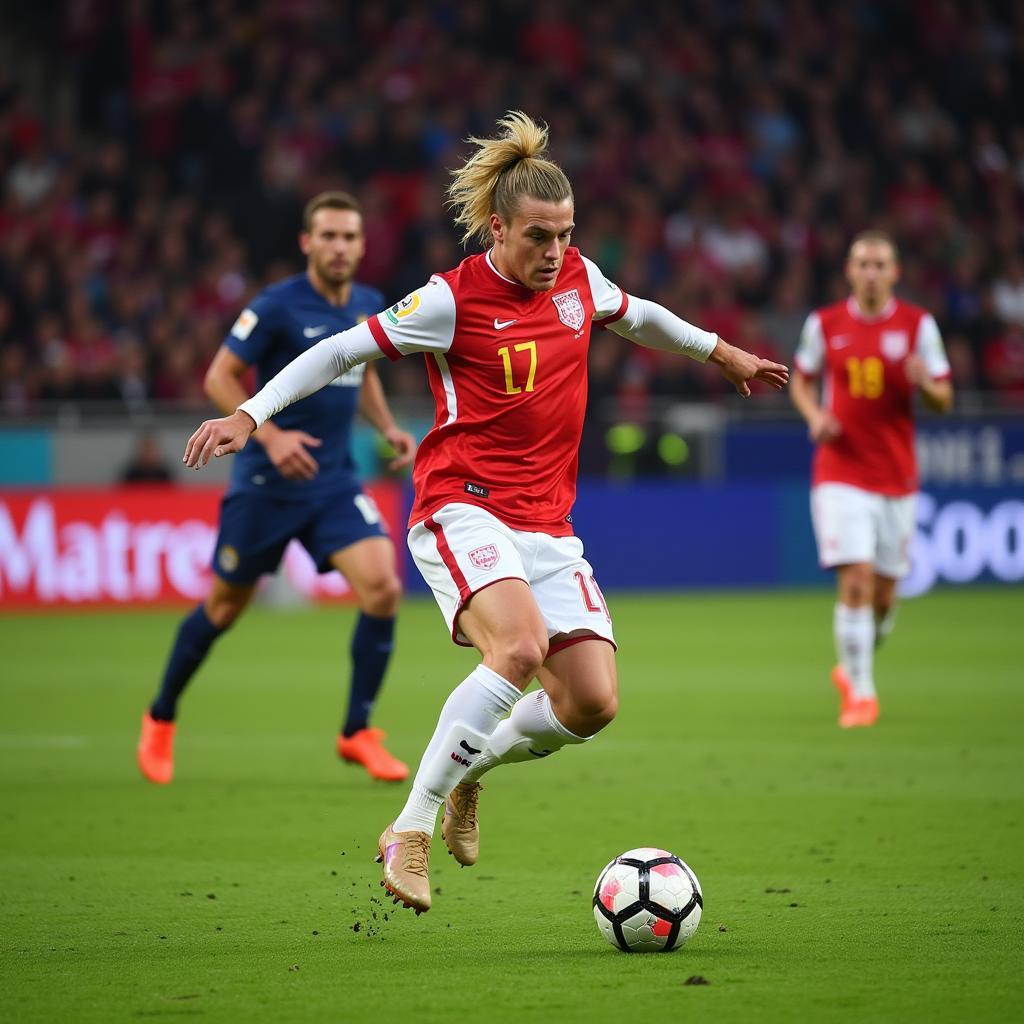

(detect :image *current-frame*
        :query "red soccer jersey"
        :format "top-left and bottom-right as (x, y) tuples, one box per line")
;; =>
(368, 248), (628, 535)
(795, 297), (951, 495)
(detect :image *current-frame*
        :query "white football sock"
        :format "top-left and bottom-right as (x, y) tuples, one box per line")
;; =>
(463, 689), (589, 782)
(834, 603), (876, 700)
(392, 665), (520, 835)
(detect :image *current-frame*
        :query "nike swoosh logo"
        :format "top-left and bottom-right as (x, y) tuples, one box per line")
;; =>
(494, 318), (517, 331)
(831, 336), (850, 349)
(303, 325), (329, 338)
(459, 740), (482, 755)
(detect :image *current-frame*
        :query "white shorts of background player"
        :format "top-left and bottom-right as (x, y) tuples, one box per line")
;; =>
(811, 482), (916, 579)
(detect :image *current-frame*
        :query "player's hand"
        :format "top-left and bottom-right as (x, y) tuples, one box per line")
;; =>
(382, 426), (417, 471)
(708, 338), (790, 397)
(183, 410), (256, 469)
(808, 408), (842, 443)
(262, 429), (322, 481)
(904, 354), (927, 387)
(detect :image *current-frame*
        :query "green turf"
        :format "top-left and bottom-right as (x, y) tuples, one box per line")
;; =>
(1, 588), (1022, 1023)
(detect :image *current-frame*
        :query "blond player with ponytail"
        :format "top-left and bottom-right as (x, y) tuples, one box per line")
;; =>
(185, 112), (789, 913)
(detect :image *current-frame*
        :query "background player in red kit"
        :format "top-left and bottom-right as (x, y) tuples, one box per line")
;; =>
(182, 112), (789, 913)
(791, 231), (953, 728)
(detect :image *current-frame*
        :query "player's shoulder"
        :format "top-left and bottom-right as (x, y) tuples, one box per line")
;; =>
(814, 299), (851, 329)
(891, 297), (932, 327)
(438, 251), (484, 288)
(560, 246), (589, 278)
(251, 273), (308, 310)
(348, 280), (385, 311)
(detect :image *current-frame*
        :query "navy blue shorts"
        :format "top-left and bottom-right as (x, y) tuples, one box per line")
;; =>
(211, 486), (387, 585)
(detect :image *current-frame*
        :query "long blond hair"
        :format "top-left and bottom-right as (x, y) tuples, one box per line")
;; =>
(447, 111), (573, 247)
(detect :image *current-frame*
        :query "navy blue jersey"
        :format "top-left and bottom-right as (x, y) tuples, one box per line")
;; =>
(224, 274), (384, 501)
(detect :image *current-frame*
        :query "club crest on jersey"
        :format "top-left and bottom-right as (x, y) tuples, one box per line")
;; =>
(468, 544), (500, 570)
(881, 330), (909, 360)
(552, 288), (585, 332)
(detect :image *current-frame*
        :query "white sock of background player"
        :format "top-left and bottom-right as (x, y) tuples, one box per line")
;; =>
(834, 603), (877, 700)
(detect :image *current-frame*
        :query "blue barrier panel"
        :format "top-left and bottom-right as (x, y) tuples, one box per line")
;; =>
(725, 419), (1024, 487)
(401, 480), (1022, 595)
(570, 480), (783, 588)
(0, 430), (52, 486)
(903, 486), (1024, 595)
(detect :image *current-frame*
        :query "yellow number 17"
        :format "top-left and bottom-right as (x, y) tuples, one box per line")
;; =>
(498, 341), (538, 395)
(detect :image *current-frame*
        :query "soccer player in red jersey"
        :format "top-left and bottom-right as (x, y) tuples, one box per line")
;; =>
(183, 112), (789, 912)
(791, 231), (953, 728)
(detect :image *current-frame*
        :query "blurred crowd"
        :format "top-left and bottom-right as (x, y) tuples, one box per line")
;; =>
(2, 0), (1024, 420)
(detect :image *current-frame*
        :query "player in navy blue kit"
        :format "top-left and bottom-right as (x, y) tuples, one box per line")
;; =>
(137, 192), (416, 784)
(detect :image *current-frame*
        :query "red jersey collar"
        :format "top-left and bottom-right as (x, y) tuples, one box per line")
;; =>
(485, 249), (545, 298)
(847, 296), (897, 324)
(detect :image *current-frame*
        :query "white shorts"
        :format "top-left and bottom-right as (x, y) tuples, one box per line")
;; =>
(811, 483), (916, 579)
(408, 502), (616, 652)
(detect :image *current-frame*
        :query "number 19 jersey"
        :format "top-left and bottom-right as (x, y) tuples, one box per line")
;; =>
(367, 248), (628, 535)
(795, 297), (951, 496)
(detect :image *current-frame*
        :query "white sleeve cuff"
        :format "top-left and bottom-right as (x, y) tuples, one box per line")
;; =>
(605, 295), (718, 361)
(237, 320), (382, 428)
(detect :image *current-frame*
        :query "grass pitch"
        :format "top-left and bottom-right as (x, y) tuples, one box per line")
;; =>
(1, 588), (1022, 1023)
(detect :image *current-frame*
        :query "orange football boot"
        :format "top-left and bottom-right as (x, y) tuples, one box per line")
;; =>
(830, 664), (856, 720)
(840, 697), (880, 729)
(336, 727), (409, 781)
(137, 712), (175, 784)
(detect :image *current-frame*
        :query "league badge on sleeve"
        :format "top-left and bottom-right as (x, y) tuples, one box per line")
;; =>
(552, 289), (585, 332)
(386, 292), (421, 326)
(230, 308), (258, 340)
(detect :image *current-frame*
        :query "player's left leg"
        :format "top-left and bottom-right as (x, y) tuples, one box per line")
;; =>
(327, 537), (408, 781)
(872, 492), (916, 652)
(872, 573), (899, 649)
(465, 636), (617, 779)
(443, 637), (616, 866)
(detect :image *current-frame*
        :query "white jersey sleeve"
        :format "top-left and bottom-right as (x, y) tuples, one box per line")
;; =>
(582, 254), (717, 360)
(795, 312), (825, 375)
(582, 255), (629, 321)
(916, 313), (951, 378)
(237, 320), (383, 429)
(368, 276), (457, 360)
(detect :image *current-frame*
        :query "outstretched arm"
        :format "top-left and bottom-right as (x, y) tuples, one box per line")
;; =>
(184, 320), (384, 469)
(605, 295), (789, 395)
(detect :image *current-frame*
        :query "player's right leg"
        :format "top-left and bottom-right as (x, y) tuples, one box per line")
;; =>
(378, 579), (542, 910)
(137, 492), (292, 783)
(377, 506), (541, 911)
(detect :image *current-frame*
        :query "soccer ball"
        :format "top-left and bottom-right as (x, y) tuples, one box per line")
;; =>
(593, 848), (702, 952)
